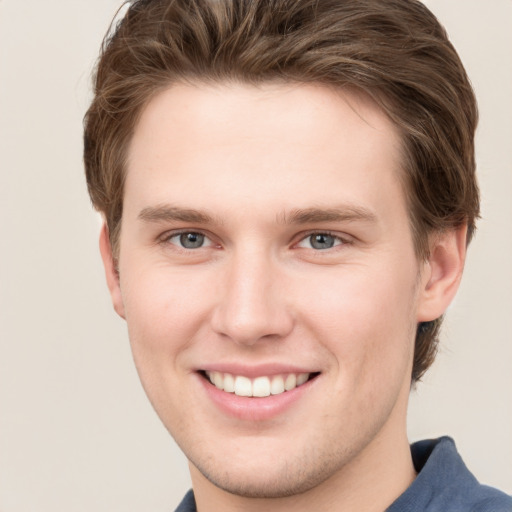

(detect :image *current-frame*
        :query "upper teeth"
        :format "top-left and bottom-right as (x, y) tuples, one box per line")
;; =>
(205, 371), (310, 397)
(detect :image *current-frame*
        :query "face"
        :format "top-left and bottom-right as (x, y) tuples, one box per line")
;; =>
(107, 82), (432, 498)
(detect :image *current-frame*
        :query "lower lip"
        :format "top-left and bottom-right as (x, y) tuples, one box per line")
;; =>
(198, 374), (318, 422)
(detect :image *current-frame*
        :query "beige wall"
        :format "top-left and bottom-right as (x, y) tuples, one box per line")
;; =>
(0, 1), (510, 510)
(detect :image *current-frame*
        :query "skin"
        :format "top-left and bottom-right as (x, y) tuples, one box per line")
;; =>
(100, 82), (466, 512)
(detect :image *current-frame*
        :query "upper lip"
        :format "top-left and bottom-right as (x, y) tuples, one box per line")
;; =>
(198, 363), (320, 378)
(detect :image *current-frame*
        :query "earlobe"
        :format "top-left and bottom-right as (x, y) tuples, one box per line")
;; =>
(99, 222), (126, 319)
(417, 225), (468, 322)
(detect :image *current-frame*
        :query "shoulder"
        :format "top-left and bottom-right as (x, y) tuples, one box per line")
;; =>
(469, 490), (512, 512)
(388, 437), (512, 512)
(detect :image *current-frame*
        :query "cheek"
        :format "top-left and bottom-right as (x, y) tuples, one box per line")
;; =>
(295, 262), (418, 376)
(119, 266), (209, 366)
(118, 267), (212, 423)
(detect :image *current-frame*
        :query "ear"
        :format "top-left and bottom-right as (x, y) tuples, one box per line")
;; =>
(99, 222), (126, 319)
(416, 225), (467, 322)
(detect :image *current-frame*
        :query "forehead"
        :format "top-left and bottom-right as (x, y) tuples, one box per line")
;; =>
(124, 82), (405, 224)
(129, 81), (399, 158)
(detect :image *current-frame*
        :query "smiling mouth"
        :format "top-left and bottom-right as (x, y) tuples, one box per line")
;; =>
(201, 371), (320, 398)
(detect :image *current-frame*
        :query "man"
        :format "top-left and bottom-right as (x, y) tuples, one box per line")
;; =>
(83, 0), (512, 510)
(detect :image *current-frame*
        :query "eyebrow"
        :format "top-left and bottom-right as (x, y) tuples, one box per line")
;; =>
(138, 205), (219, 224)
(283, 206), (377, 225)
(137, 204), (377, 226)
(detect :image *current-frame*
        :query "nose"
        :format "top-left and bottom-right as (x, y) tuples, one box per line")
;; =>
(210, 249), (294, 346)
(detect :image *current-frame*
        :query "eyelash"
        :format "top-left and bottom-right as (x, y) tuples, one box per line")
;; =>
(160, 230), (215, 250)
(159, 230), (350, 252)
(296, 231), (350, 251)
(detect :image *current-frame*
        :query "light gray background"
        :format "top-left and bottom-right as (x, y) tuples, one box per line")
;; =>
(0, 1), (511, 510)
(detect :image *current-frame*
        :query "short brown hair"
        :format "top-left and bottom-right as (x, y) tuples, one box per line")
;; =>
(84, 0), (479, 382)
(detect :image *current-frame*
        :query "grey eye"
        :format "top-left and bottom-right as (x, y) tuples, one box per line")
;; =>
(179, 232), (205, 249)
(309, 233), (336, 250)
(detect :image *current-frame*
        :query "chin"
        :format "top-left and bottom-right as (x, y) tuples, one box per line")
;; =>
(188, 441), (352, 499)
(197, 465), (326, 499)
